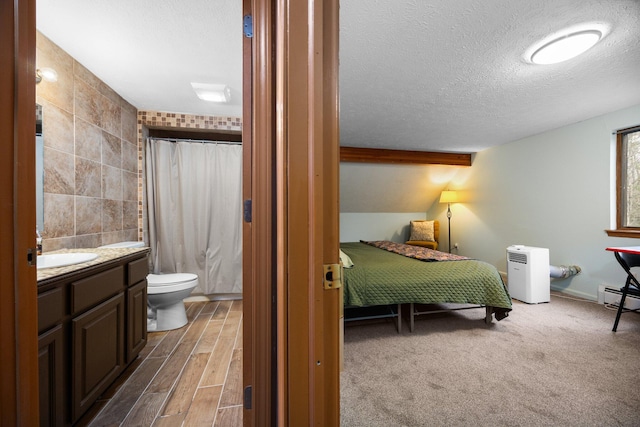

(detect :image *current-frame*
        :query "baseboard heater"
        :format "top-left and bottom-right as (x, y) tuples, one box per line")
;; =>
(601, 286), (640, 310)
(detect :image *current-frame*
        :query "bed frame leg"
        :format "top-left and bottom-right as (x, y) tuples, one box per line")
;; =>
(485, 306), (494, 324)
(397, 304), (402, 333)
(410, 303), (415, 332)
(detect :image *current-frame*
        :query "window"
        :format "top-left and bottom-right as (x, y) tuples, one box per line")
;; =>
(608, 126), (640, 237)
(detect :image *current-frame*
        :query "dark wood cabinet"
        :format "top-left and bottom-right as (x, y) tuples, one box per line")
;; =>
(127, 280), (147, 363)
(71, 293), (125, 422)
(37, 251), (148, 426)
(126, 256), (148, 364)
(38, 324), (64, 427)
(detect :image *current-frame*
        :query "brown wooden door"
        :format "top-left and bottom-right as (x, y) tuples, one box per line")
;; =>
(243, 0), (340, 425)
(241, 0), (270, 425)
(0, 0), (40, 425)
(279, 1), (341, 424)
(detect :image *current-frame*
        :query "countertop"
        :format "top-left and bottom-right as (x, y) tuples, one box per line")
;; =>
(37, 247), (150, 284)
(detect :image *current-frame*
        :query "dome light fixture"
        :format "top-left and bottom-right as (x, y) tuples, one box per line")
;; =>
(529, 30), (602, 65)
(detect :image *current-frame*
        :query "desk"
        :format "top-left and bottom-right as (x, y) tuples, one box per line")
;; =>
(605, 246), (640, 331)
(606, 246), (640, 255)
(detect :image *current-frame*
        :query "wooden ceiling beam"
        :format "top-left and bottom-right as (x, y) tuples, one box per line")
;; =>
(340, 146), (472, 166)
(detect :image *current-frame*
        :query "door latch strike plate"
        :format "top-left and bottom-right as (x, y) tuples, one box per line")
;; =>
(323, 263), (343, 290)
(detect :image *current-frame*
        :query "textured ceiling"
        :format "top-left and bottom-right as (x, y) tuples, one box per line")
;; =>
(36, 0), (640, 153)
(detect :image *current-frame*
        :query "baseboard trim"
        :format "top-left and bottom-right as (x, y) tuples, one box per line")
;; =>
(185, 293), (242, 302)
(550, 286), (596, 302)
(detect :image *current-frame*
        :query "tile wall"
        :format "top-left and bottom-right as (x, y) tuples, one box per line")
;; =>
(36, 32), (139, 251)
(36, 31), (244, 251)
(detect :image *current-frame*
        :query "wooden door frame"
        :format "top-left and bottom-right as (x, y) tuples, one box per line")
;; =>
(0, 0), (40, 425)
(278, 0), (340, 425)
(2, 0), (340, 423)
(244, 0), (340, 425)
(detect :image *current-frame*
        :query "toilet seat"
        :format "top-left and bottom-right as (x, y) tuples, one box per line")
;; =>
(147, 273), (198, 294)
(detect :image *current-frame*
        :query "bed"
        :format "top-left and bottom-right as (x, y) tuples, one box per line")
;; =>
(340, 241), (512, 332)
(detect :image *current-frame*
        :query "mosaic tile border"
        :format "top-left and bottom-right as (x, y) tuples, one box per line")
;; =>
(136, 110), (243, 240)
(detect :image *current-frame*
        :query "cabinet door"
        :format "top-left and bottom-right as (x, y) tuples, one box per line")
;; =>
(127, 280), (147, 363)
(38, 324), (64, 427)
(71, 293), (125, 423)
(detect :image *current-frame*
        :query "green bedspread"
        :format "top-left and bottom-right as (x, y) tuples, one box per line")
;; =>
(340, 242), (512, 319)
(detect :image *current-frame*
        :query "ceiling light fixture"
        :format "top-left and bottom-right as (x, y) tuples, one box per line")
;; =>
(36, 67), (58, 84)
(529, 30), (602, 65)
(191, 82), (231, 103)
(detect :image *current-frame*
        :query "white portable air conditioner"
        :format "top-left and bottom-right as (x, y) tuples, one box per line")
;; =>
(507, 245), (550, 304)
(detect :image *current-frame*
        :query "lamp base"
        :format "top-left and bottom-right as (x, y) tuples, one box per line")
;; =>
(447, 203), (452, 253)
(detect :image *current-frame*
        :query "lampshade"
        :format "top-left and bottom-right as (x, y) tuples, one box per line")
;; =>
(439, 190), (458, 204)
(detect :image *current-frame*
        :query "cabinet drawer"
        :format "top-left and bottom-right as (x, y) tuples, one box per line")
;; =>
(128, 256), (149, 286)
(38, 287), (64, 333)
(71, 266), (124, 315)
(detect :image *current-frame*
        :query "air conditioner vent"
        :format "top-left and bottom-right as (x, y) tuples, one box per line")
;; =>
(508, 252), (528, 264)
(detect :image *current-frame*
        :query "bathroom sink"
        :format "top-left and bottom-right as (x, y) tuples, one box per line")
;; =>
(37, 252), (98, 269)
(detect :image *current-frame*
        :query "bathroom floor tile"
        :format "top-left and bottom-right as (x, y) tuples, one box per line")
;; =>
(78, 300), (242, 427)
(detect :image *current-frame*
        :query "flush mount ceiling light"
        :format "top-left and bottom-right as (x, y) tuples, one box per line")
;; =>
(36, 67), (58, 84)
(529, 29), (603, 65)
(191, 82), (231, 103)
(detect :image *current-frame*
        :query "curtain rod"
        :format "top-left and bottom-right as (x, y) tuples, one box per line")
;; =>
(148, 136), (242, 145)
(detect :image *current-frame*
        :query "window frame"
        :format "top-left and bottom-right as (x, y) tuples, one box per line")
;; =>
(606, 125), (640, 238)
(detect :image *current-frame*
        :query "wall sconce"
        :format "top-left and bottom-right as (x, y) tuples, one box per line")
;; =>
(36, 67), (58, 84)
(439, 190), (459, 253)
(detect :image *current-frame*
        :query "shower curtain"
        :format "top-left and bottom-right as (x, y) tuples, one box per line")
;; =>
(146, 138), (242, 294)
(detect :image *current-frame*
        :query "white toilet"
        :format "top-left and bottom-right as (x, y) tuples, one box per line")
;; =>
(146, 273), (198, 331)
(98, 241), (198, 331)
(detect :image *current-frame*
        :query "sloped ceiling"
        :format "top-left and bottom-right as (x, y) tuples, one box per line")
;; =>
(339, 162), (463, 212)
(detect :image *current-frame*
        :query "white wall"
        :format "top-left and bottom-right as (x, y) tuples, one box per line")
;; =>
(340, 212), (426, 243)
(426, 104), (640, 300)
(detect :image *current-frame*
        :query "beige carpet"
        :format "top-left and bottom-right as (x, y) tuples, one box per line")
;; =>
(340, 293), (640, 426)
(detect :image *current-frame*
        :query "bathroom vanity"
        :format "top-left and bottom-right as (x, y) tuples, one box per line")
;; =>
(37, 247), (150, 426)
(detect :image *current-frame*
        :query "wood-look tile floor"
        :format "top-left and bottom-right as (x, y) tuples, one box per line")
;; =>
(77, 300), (243, 427)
